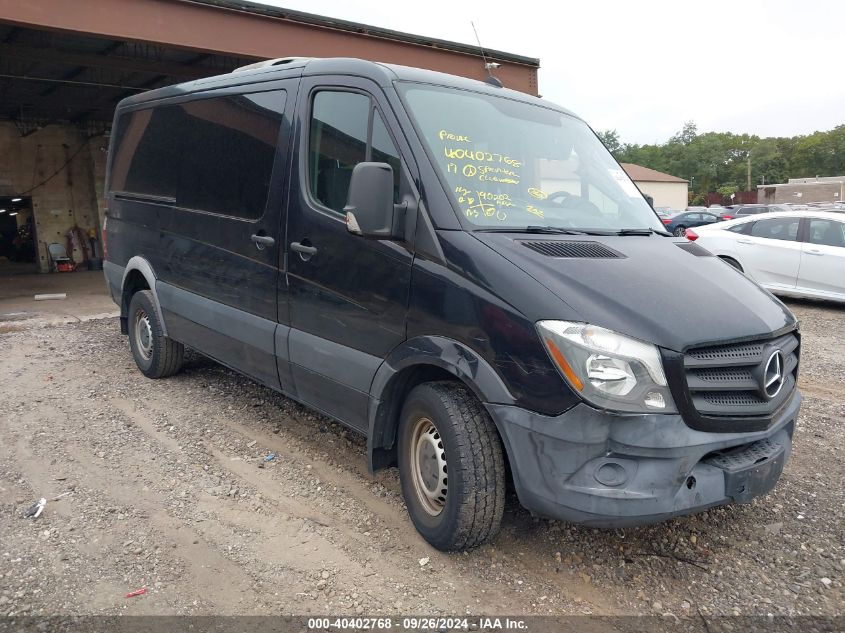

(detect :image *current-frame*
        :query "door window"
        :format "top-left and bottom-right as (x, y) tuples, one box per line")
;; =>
(371, 113), (401, 202)
(308, 91), (401, 214)
(749, 217), (800, 241)
(807, 219), (845, 247)
(685, 213), (701, 222)
(727, 221), (752, 234)
(110, 91), (286, 219)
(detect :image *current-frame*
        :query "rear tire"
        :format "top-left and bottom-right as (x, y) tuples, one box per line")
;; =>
(673, 226), (687, 237)
(721, 256), (744, 272)
(128, 290), (184, 379)
(397, 382), (505, 551)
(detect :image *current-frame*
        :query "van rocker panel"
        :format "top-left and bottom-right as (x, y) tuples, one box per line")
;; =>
(287, 328), (383, 432)
(288, 328), (382, 395)
(156, 281), (280, 390)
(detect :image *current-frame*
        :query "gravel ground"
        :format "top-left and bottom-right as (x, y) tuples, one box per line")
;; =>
(0, 298), (842, 620)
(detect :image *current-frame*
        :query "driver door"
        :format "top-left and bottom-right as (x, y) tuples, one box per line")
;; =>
(285, 77), (417, 431)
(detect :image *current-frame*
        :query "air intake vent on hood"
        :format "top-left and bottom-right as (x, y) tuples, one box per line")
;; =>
(520, 240), (623, 259)
(676, 241), (713, 257)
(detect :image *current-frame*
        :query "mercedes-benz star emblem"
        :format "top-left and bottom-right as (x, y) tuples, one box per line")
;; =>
(762, 350), (785, 399)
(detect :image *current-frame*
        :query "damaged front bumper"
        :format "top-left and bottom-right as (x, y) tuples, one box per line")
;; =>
(487, 389), (800, 527)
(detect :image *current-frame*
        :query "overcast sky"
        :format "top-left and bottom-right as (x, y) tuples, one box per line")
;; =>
(256, 0), (844, 145)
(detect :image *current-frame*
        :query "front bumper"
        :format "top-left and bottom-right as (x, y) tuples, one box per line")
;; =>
(487, 389), (800, 527)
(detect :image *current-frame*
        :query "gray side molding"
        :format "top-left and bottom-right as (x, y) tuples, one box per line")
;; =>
(289, 328), (382, 393)
(121, 256), (168, 337)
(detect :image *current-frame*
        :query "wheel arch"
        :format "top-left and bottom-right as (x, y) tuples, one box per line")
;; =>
(366, 336), (515, 473)
(718, 255), (744, 272)
(119, 256), (168, 336)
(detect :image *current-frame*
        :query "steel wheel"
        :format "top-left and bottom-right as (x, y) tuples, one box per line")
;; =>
(134, 308), (153, 361)
(408, 416), (448, 516)
(127, 290), (184, 379)
(397, 382), (505, 550)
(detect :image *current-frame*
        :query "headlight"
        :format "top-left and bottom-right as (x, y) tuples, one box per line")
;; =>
(537, 320), (677, 413)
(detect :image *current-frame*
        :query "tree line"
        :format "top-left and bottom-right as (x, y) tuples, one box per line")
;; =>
(597, 123), (845, 205)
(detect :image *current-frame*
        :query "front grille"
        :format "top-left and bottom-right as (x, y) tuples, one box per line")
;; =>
(520, 240), (623, 259)
(702, 392), (767, 406)
(683, 331), (799, 417)
(688, 341), (765, 361)
(705, 437), (783, 471)
(695, 368), (753, 382)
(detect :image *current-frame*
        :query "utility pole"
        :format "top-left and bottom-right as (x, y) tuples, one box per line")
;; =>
(747, 154), (752, 191)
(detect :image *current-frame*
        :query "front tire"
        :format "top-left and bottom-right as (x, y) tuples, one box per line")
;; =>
(397, 382), (505, 551)
(128, 290), (184, 379)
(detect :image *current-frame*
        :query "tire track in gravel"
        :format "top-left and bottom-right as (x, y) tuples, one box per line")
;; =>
(796, 382), (845, 402)
(108, 363), (623, 617)
(117, 394), (403, 542)
(9, 399), (271, 613)
(107, 397), (368, 605)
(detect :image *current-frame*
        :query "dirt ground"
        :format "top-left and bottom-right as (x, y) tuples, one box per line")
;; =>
(0, 297), (842, 621)
(0, 270), (117, 331)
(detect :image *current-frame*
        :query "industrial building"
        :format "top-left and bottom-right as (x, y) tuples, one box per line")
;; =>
(757, 175), (845, 205)
(0, 0), (539, 275)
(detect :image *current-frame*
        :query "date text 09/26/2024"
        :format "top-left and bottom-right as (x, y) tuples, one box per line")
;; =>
(306, 617), (528, 630)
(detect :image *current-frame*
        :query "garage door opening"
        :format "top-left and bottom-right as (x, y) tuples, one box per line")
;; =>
(0, 0), (537, 321)
(0, 196), (37, 275)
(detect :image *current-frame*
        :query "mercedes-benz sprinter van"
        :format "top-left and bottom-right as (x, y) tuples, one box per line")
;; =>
(103, 58), (800, 551)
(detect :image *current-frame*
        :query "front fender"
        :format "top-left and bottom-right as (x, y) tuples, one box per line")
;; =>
(371, 336), (515, 405)
(366, 335), (516, 472)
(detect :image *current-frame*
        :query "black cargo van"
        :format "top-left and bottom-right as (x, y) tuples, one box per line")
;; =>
(103, 57), (801, 551)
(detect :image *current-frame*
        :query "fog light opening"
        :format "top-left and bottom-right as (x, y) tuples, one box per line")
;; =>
(594, 462), (628, 487)
(686, 476), (696, 490)
(644, 391), (666, 409)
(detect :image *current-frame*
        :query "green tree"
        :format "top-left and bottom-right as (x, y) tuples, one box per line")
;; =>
(610, 123), (844, 195)
(669, 121), (698, 145)
(596, 129), (622, 156)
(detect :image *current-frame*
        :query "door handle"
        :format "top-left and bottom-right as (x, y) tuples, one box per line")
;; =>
(251, 234), (275, 250)
(805, 249), (823, 256)
(290, 241), (318, 256)
(737, 239), (753, 244)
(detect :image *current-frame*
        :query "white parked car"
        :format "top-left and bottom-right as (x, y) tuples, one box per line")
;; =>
(687, 211), (845, 303)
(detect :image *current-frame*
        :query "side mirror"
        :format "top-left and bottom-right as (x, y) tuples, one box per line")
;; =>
(344, 162), (402, 239)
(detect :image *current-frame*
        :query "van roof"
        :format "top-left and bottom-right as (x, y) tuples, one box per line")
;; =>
(115, 57), (578, 120)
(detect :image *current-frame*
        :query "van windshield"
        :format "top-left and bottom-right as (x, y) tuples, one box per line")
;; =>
(398, 83), (664, 233)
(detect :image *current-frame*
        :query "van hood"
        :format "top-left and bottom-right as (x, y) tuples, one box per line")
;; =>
(472, 233), (796, 352)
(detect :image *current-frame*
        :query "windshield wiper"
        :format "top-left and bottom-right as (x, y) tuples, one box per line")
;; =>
(476, 226), (589, 235)
(613, 228), (672, 236)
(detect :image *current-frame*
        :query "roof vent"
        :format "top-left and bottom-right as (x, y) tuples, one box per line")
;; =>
(520, 240), (623, 259)
(233, 57), (313, 73)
